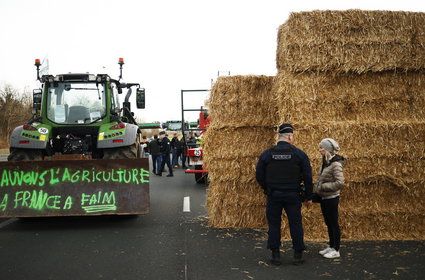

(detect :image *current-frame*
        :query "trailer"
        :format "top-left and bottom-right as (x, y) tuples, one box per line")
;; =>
(180, 89), (210, 184)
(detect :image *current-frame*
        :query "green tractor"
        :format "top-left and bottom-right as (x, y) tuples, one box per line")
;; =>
(9, 58), (145, 161)
(0, 58), (149, 217)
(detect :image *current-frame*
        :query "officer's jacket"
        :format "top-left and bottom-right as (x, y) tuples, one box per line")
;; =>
(159, 137), (171, 154)
(256, 141), (313, 198)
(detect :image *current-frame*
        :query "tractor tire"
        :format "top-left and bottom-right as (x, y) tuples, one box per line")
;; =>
(194, 165), (207, 184)
(103, 143), (138, 159)
(7, 149), (43, 161)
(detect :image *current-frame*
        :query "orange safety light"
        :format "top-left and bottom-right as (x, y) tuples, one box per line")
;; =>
(118, 58), (125, 80)
(35, 59), (42, 80)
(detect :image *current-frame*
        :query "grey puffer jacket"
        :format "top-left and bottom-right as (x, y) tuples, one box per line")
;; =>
(315, 155), (346, 197)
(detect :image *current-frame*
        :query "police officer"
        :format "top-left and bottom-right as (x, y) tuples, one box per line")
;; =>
(256, 123), (313, 266)
(157, 131), (173, 177)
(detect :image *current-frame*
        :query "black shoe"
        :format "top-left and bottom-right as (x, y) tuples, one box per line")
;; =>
(270, 249), (281, 266)
(292, 250), (305, 266)
(166, 174), (174, 177)
(156, 173), (162, 176)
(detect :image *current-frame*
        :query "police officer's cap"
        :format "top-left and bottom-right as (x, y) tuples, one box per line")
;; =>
(278, 123), (294, 134)
(159, 131), (166, 135)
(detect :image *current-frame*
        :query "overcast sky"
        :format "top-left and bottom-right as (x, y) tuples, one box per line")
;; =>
(0, 0), (423, 122)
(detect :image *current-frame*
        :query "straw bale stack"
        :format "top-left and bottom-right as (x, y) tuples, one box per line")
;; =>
(276, 10), (425, 74)
(204, 76), (276, 230)
(205, 10), (425, 240)
(271, 10), (425, 240)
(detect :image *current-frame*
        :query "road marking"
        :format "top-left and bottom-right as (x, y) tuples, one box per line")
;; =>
(183, 196), (190, 212)
(0, 218), (18, 229)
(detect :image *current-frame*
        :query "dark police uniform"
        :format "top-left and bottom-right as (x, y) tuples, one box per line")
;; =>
(256, 124), (312, 264)
(158, 133), (173, 176)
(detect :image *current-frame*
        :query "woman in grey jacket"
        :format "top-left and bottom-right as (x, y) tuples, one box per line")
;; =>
(315, 138), (345, 259)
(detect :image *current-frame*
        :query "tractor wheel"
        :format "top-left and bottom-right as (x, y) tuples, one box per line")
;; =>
(103, 143), (138, 159)
(194, 165), (207, 184)
(7, 149), (43, 161)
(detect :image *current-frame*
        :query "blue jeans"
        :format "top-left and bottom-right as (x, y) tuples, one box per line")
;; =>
(172, 149), (178, 166)
(157, 155), (163, 172)
(151, 154), (161, 173)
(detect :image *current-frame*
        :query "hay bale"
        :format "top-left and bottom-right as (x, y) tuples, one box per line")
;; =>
(207, 204), (267, 228)
(287, 121), (425, 160)
(312, 157), (425, 186)
(205, 10), (425, 241)
(338, 210), (425, 240)
(207, 181), (265, 207)
(341, 182), (425, 213)
(208, 75), (277, 129)
(207, 181), (266, 229)
(204, 75), (278, 230)
(302, 208), (425, 240)
(274, 71), (425, 122)
(205, 156), (259, 184)
(203, 126), (276, 160)
(276, 10), (425, 73)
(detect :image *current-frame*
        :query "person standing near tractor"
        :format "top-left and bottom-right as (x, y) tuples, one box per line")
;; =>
(171, 133), (182, 168)
(256, 123), (313, 266)
(141, 135), (149, 158)
(180, 137), (188, 169)
(157, 131), (173, 177)
(148, 135), (161, 175)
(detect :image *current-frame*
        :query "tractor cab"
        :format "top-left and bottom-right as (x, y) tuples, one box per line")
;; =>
(43, 74), (109, 125)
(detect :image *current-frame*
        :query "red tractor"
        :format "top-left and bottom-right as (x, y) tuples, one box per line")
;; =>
(180, 90), (209, 184)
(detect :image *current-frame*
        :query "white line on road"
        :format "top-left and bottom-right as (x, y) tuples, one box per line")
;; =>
(183, 196), (190, 212)
(0, 218), (18, 229)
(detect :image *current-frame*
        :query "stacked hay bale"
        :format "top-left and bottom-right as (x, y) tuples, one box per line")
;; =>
(204, 75), (277, 228)
(275, 10), (425, 240)
(205, 10), (425, 240)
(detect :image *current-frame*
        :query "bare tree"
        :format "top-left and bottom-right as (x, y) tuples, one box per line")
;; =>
(0, 85), (32, 144)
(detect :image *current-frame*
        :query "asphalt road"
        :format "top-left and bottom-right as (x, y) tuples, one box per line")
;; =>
(0, 160), (424, 280)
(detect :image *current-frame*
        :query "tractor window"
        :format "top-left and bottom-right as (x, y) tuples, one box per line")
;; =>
(46, 82), (106, 124)
(111, 83), (120, 111)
